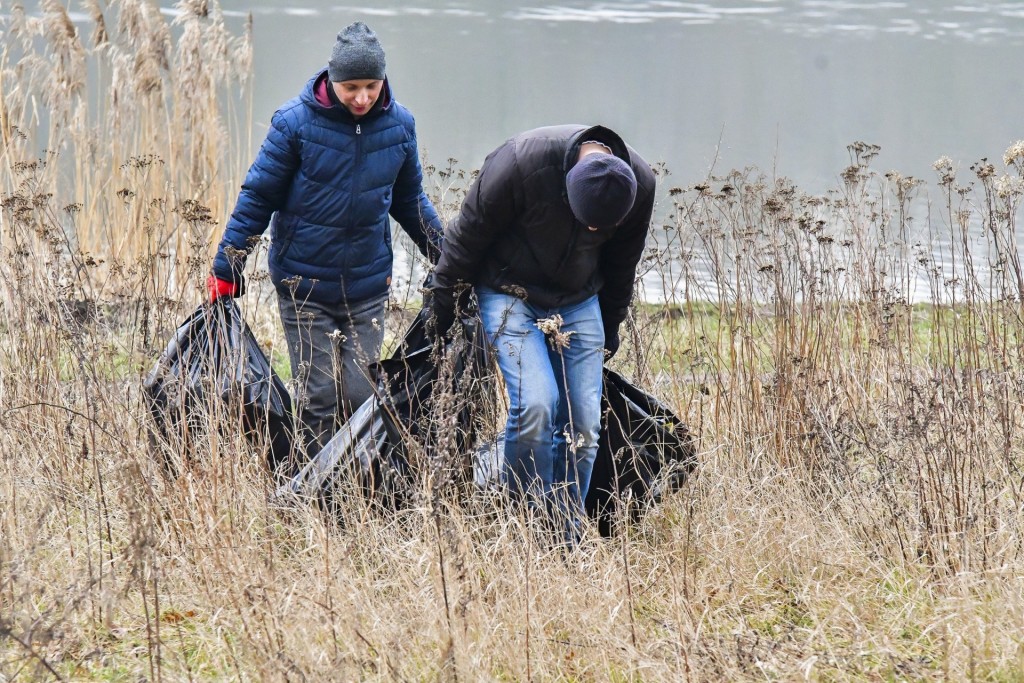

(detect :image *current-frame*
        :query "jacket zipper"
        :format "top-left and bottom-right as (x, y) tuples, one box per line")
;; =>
(355, 124), (363, 169)
(354, 123), (363, 210)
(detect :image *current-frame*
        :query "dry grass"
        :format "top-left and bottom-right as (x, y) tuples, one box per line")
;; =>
(3, 3), (1024, 681)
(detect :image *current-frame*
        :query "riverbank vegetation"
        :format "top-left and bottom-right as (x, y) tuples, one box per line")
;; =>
(3, 2), (1024, 681)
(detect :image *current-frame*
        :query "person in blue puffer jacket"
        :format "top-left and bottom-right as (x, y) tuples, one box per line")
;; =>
(208, 21), (443, 454)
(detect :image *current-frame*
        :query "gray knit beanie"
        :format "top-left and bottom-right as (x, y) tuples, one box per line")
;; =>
(328, 22), (386, 82)
(566, 154), (638, 230)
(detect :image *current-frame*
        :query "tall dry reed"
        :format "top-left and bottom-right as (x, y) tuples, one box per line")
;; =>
(0, 0), (252, 298)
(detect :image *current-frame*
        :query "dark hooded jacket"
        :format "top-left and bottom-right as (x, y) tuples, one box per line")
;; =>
(212, 69), (442, 305)
(431, 124), (655, 332)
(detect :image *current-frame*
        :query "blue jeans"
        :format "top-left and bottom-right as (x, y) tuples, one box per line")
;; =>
(477, 287), (604, 538)
(278, 294), (386, 452)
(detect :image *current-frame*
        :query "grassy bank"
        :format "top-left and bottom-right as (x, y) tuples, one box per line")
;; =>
(3, 3), (1024, 681)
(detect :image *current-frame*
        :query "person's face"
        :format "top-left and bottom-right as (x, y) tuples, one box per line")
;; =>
(332, 79), (384, 118)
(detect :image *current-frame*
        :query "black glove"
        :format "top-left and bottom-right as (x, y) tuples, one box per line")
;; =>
(425, 240), (442, 267)
(430, 293), (456, 340)
(604, 326), (621, 359)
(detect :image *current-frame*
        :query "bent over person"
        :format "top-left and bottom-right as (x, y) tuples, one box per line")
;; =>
(208, 22), (442, 455)
(430, 124), (655, 542)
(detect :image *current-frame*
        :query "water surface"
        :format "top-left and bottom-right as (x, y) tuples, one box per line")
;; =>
(206, 0), (1024, 195)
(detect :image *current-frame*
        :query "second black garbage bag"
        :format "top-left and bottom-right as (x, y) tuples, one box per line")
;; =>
(279, 307), (494, 509)
(586, 368), (698, 535)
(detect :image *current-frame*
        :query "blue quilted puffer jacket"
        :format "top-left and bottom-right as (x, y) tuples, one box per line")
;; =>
(212, 70), (442, 305)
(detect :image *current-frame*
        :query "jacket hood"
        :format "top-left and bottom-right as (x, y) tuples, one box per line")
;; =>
(562, 125), (631, 174)
(561, 125), (632, 205)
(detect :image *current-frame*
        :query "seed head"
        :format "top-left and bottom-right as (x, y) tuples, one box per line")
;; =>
(1003, 140), (1024, 168)
(563, 426), (586, 454)
(995, 174), (1024, 199)
(536, 315), (575, 350)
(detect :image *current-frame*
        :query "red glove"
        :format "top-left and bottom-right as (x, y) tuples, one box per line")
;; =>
(206, 274), (239, 302)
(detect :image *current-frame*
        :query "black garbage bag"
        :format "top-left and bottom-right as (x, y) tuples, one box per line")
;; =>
(274, 394), (390, 509)
(143, 299), (296, 474)
(586, 368), (698, 535)
(375, 307), (492, 489)
(280, 306), (492, 508)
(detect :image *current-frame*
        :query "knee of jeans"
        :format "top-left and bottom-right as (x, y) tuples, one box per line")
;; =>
(509, 400), (556, 440)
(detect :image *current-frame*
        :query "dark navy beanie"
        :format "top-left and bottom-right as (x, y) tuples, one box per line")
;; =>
(328, 22), (386, 82)
(566, 154), (638, 230)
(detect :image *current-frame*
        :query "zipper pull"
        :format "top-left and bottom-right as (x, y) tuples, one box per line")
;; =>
(356, 124), (361, 135)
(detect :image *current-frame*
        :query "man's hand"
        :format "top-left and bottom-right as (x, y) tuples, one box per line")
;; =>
(206, 274), (239, 302)
(603, 326), (620, 359)
(430, 295), (456, 340)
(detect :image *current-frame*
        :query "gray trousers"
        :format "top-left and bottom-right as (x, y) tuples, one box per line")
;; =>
(277, 294), (387, 452)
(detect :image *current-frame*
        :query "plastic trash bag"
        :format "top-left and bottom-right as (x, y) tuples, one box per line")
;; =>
(465, 368), (698, 535)
(143, 299), (295, 474)
(273, 394), (390, 510)
(586, 368), (698, 535)
(374, 307), (492, 487)
(280, 306), (493, 507)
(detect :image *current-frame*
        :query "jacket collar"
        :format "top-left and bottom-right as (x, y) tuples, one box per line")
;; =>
(304, 69), (393, 122)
